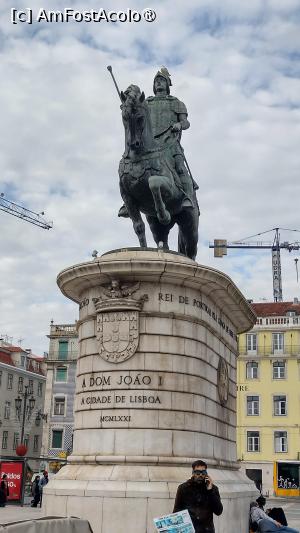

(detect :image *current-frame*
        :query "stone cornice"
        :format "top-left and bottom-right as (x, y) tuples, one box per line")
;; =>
(57, 248), (256, 334)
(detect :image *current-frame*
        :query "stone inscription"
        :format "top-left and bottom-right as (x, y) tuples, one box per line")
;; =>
(80, 392), (161, 406)
(158, 292), (236, 339)
(78, 372), (163, 424)
(100, 415), (131, 422)
(81, 372), (163, 389)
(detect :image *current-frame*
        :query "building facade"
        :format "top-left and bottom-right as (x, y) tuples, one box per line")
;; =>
(42, 322), (78, 464)
(237, 300), (300, 497)
(0, 343), (46, 462)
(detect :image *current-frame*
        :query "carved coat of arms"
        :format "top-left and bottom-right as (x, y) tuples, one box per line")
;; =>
(93, 280), (147, 364)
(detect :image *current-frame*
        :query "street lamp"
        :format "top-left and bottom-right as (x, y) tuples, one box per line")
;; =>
(35, 410), (48, 424)
(14, 385), (36, 506)
(15, 385), (36, 444)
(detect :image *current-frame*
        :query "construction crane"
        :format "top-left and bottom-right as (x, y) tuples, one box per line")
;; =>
(209, 228), (300, 302)
(0, 193), (52, 230)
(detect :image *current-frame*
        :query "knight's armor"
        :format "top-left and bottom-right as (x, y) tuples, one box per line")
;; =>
(146, 95), (187, 142)
(118, 68), (197, 218)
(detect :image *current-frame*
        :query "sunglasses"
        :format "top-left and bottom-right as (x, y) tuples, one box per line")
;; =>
(193, 470), (207, 476)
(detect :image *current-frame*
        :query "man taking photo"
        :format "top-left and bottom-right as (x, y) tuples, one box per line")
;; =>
(173, 460), (223, 533)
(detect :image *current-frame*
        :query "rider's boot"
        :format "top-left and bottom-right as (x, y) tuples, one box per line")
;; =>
(118, 204), (130, 218)
(178, 172), (194, 209)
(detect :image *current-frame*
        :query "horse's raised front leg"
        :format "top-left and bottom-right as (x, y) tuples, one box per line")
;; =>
(122, 194), (147, 247)
(146, 215), (174, 250)
(148, 175), (171, 226)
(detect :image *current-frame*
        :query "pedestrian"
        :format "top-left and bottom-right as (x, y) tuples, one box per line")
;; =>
(256, 496), (288, 529)
(250, 501), (299, 532)
(0, 474), (9, 507)
(31, 475), (41, 507)
(173, 460), (223, 533)
(39, 470), (49, 507)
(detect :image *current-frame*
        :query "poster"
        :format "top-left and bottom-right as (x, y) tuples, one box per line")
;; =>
(0, 461), (23, 501)
(154, 510), (195, 533)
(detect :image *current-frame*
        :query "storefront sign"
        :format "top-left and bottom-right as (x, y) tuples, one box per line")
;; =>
(0, 461), (23, 501)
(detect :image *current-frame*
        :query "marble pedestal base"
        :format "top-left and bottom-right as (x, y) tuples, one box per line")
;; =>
(44, 463), (258, 533)
(44, 248), (258, 532)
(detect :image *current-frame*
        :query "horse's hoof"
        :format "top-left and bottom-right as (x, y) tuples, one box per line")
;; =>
(118, 205), (130, 218)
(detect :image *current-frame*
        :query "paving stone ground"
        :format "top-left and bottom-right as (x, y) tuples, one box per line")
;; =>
(0, 497), (299, 529)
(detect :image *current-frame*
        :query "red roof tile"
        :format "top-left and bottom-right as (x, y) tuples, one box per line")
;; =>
(252, 301), (300, 317)
(0, 351), (15, 366)
(3, 346), (23, 352)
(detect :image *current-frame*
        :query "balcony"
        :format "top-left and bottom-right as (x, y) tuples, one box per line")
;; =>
(255, 316), (300, 328)
(239, 345), (300, 357)
(49, 324), (77, 337)
(46, 349), (79, 361)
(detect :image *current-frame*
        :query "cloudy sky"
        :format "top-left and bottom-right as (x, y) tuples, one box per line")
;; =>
(0, 0), (300, 355)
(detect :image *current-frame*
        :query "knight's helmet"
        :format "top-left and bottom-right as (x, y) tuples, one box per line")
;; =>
(153, 66), (172, 95)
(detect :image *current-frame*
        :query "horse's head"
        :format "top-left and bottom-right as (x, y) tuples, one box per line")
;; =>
(121, 85), (154, 154)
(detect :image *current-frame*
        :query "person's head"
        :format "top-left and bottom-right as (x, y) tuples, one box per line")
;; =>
(191, 460), (208, 483)
(43, 470), (48, 477)
(250, 501), (258, 509)
(35, 475), (40, 481)
(256, 496), (266, 508)
(153, 69), (172, 95)
(2, 474), (7, 480)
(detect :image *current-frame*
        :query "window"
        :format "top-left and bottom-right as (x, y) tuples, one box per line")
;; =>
(274, 395), (287, 416)
(274, 431), (288, 452)
(7, 373), (13, 389)
(24, 434), (29, 448)
(246, 334), (257, 353)
(1, 431), (8, 449)
(4, 401), (11, 419)
(58, 341), (68, 360)
(273, 333), (284, 354)
(54, 397), (65, 416)
(0, 370), (2, 386)
(246, 362), (259, 379)
(247, 395), (259, 416)
(273, 361), (286, 379)
(286, 310), (296, 317)
(247, 431), (260, 452)
(28, 380), (33, 394)
(37, 382), (43, 397)
(18, 376), (23, 393)
(51, 429), (63, 448)
(13, 432), (19, 450)
(56, 366), (67, 382)
(33, 435), (39, 452)
(20, 355), (25, 367)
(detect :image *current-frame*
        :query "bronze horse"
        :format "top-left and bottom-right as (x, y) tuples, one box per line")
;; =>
(118, 86), (199, 260)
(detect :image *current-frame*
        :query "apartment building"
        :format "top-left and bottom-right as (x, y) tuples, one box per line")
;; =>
(0, 343), (46, 461)
(41, 322), (78, 462)
(237, 300), (300, 496)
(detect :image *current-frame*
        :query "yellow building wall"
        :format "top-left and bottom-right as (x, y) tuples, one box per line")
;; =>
(237, 329), (300, 463)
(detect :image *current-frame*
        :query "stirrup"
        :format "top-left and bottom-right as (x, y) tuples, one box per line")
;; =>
(182, 198), (193, 208)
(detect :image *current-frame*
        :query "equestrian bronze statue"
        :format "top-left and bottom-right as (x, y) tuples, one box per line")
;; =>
(109, 66), (199, 260)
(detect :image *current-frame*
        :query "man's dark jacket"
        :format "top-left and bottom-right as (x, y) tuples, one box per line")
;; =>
(173, 478), (223, 533)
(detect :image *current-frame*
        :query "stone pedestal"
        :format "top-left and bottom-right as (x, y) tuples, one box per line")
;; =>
(44, 248), (258, 532)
